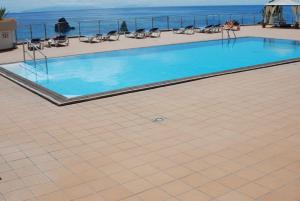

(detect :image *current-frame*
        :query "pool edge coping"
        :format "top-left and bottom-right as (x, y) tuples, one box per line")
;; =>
(1, 57), (300, 106)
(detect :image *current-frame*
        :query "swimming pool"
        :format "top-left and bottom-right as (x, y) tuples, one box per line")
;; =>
(1, 37), (300, 105)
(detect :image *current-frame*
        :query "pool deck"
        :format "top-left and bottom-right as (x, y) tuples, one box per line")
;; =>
(1, 25), (300, 201)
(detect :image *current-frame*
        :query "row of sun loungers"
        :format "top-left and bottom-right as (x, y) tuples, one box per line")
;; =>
(172, 24), (223, 35)
(27, 24), (237, 50)
(27, 35), (69, 50)
(79, 28), (161, 43)
(80, 31), (120, 43)
(125, 28), (161, 39)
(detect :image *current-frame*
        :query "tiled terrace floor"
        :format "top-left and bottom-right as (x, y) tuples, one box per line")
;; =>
(1, 26), (300, 201)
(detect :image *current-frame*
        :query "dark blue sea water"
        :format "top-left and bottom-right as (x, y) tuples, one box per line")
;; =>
(7, 5), (270, 41)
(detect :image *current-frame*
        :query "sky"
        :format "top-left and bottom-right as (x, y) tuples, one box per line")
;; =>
(1, 0), (268, 12)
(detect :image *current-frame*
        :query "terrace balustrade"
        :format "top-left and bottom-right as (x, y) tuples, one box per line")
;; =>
(15, 13), (263, 42)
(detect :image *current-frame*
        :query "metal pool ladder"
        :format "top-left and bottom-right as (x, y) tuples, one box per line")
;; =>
(22, 40), (49, 74)
(222, 28), (237, 40)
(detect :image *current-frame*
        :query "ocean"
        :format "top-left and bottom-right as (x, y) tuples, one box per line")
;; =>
(7, 5), (272, 41)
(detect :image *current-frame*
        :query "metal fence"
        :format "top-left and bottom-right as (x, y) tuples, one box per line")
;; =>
(16, 13), (263, 42)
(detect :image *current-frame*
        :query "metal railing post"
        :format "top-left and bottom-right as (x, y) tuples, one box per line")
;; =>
(167, 16), (170, 30)
(78, 22), (81, 37)
(218, 15), (221, 24)
(45, 58), (48, 74)
(98, 20), (101, 34)
(180, 16), (183, 27)
(33, 48), (36, 68)
(44, 24), (47, 40)
(15, 27), (18, 44)
(135, 18), (137, 30)
(241, 15), (244, 25)
(22, 42), (26, 62)
(193, 16), (196, 27)
(29, 24), (33, 40)
(117, 20), (120, 32)
(152, 17), (154, 28)
(205, 16), (208, 26)
(253, 15), (256, 24)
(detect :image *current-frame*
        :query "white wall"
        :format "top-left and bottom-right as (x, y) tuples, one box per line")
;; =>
(0, 31), (16, 50)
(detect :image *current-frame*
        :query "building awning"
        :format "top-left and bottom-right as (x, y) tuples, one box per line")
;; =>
(266, 0), (300, 6)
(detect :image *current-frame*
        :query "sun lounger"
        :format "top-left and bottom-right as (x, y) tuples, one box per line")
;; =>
(146, 28), (161, 38)
(47, 35), (69, 47)
(126, 29), (146, 39)
(173, 25), (194, 35)
(27, 38), (43, 50)
(212, 24), (222, 33)
(80, 34), (102, 43)
(102, 31), (119, 41)
(201, 25), (214, 33)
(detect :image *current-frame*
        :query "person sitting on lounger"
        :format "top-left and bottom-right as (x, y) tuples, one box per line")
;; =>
(223, 21), (234, 30)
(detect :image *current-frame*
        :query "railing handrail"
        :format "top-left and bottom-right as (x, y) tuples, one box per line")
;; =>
(25, 40), (48, 59)
(23, 40), (48, 74)
(16, 13), (263, 42)
(17, 13), (262, 26)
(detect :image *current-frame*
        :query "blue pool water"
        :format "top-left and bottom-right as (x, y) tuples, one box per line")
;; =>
(2, 37), (300, 98)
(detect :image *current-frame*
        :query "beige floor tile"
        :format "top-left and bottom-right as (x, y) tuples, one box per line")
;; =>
(0, 179), (25, 194)
(198, 181), (231, 198)
(236, 167), (266, 181)
(0, 170), (18, 183)
(123, 178), (154, 194)
(22, 173), (50, 187)
(144, 171), (175, 186)
(238, 183), (270, 198)
(137, 188), (172, 201)
(165, 166), (194, 179)
(88, 176), (118, 192)
(183, 159), (212, 172)
(29, 182), (59, 197)
(254, 175), (285, 190)
(161, 180), (192, 196)
(259, 179), (300, 201)
(110, 170), (139, 184)
(216, 191), (253, 201)
(36, 190), (71, 201)
(64, 184), (94, 200)
(181, 173), (211, 187)
(2, 151), (27, 162)
(131, 164), (159, 177)
(217, 174), (250, 189)
(178, 189), (211, 201)
(200, 167), (231, 180)
(74, 193), (107, 201)
(4, 188), (34, 201)
(120, 195), (143, 201)
(99, 185), (133, 201)
(99, 162), (125, 175)
(150, 159), (177, 170)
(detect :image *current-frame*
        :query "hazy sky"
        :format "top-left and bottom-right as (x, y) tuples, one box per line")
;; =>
(1, 0), (267, 12)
